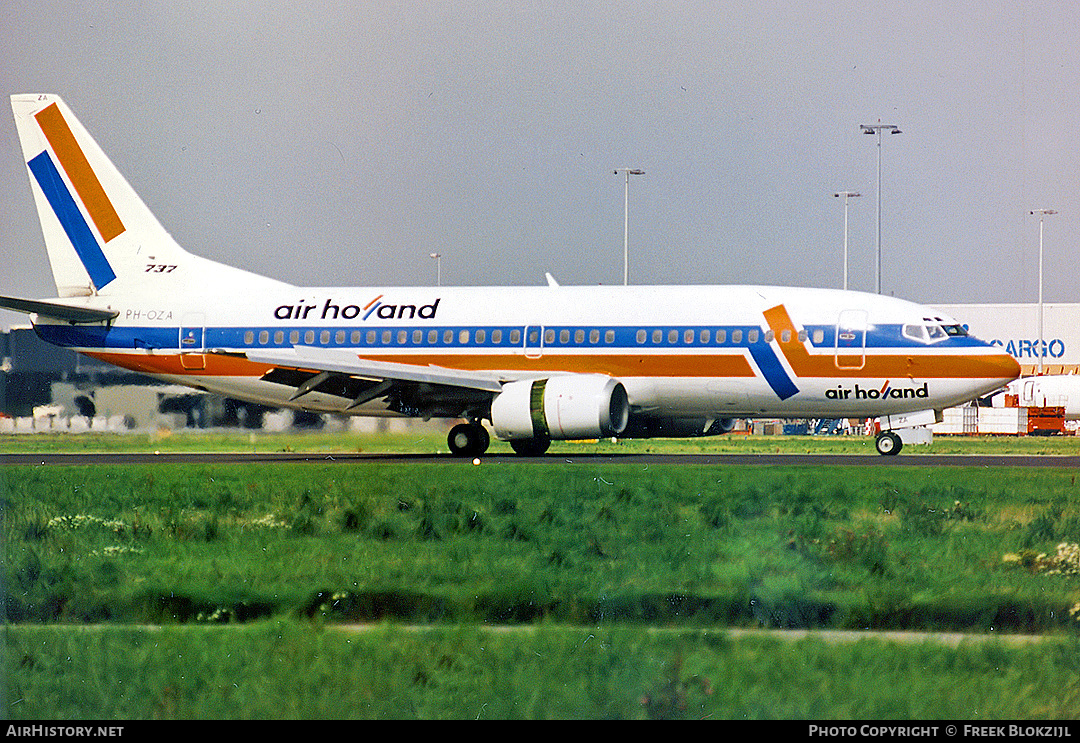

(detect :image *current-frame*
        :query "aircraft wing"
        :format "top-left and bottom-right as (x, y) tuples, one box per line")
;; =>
(0, 294), (118, 323)
(242, 345), (507, 415)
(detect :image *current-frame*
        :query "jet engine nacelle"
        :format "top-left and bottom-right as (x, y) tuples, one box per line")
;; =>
(490, 375), (630, 441)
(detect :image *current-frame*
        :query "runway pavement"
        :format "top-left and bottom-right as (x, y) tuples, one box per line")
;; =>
(2, 451), (1079, 467)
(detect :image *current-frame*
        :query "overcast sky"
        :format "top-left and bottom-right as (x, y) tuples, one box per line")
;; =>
(2, 1), (1078, 328)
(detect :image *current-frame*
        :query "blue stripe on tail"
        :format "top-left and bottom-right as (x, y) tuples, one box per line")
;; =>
(27, 151), (116, 290)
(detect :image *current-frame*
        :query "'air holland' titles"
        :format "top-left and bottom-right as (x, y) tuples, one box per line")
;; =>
(273, 296), (441, 322)
(825, 381), (929, 401)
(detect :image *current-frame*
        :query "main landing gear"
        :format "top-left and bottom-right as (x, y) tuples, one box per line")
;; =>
(874, 431), (903, 456)
(447, 421), (489, 458)
(508, 435), (550, 457)
(446, 421), (551, 458)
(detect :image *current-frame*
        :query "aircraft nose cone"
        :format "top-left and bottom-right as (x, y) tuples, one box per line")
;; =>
(994, 351), (1022, 382)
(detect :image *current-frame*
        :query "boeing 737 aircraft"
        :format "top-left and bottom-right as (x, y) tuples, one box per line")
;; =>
(2, 94), (1020, 456)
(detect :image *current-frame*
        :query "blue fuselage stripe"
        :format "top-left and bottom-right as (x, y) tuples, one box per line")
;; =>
(27, 151), (116, 289)
(748, 345), (800, 400)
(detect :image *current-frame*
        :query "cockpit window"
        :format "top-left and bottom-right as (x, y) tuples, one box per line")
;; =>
(904, 318), (969, 344)
(926, 324), (947, 341)
(902, 324), (927, 342)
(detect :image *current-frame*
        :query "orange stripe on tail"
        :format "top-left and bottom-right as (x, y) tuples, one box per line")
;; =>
(35, 103), (125, 243)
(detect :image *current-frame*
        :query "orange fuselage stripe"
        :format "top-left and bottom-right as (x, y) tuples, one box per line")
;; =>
(86, 345), (1017, 382)
(86, 351), (757, 379)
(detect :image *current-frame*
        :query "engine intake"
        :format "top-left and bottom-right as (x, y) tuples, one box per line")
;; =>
(490, 375), (629, 441)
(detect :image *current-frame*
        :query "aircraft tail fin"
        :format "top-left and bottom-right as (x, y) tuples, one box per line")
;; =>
(10, 94), (286, 299)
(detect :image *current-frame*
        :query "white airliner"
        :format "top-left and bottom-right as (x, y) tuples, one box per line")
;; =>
(2, 94), (1020, 456)
(990, 375), (1080, 420)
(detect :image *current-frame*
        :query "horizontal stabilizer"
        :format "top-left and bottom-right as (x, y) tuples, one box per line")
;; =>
(0, 294), (117, 323)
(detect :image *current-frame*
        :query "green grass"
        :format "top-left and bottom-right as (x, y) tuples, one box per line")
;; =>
(6, 436), (1080, 718)
(6, 623), (1080, 719)
(5, 462), (1080, 630)
(1, 429), (1079, 456)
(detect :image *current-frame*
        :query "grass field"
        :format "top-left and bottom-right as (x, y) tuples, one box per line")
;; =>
(7, 623), (1080, 719)
(1, 427), (1079, 456)
(4, 431), (1080, 718)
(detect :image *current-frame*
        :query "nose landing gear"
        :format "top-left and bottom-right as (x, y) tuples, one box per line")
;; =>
(875, 430), (903, 456)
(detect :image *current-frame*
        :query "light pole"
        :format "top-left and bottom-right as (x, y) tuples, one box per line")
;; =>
(614, 168), (645, 285)
(860, 122), (902, 294)
(833, 191), (861, 290)
(429, 252), (442, 286)
(1030, 209), (1057, 375)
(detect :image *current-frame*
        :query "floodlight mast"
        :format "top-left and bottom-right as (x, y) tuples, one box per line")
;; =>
(429, 253), (442, 286)
(833, 191), (861, 291)
(860, 122), (902, 294)
(614, 168), (645, 285)
(1030, 208), (1058, 375)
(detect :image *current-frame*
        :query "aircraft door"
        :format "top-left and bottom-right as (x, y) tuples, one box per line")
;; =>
(524, 325), (544, 359)
(1021, 380), (1037, 406)
(835, 309), (867, 370)
(180, 312), (206, 370)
